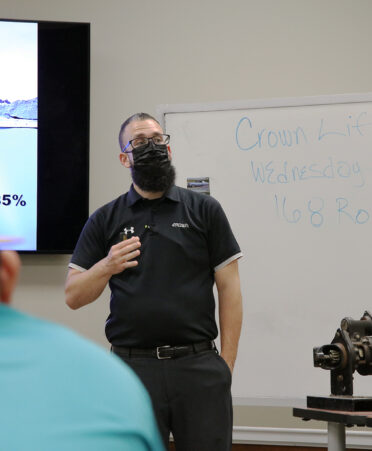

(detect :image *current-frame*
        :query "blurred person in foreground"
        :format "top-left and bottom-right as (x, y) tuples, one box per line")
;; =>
(0, 242), (164, 451)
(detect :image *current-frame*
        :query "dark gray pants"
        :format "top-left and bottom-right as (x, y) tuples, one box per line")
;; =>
(113, 348), (232, 451)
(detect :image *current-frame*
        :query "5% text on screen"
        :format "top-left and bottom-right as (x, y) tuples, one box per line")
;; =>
(0, 194), (27, 207)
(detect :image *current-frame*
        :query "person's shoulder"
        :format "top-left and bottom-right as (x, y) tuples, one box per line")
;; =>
(175, 185), (220, 206)
(20, 310), (146, 389)
(35, 316), (118, 367)
(85, 193), (130, 233)
(0, 305), (161, 449)
(1, 308), (162, 449)
(90, 193), (128, 220)
(174, 186), (222, 216)
(12, 309), (112, 365)
(46, 323), (157, 435)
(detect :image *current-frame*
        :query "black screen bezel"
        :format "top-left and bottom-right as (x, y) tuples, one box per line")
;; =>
(1, 19), (90, 253)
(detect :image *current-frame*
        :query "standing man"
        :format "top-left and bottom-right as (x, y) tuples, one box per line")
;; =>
(65, 112), (243, 450)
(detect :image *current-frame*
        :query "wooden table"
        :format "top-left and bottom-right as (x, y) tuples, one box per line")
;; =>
(293, 407), (372, 451)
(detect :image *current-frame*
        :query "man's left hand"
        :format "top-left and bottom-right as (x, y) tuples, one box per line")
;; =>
(221, 355), (234, 375)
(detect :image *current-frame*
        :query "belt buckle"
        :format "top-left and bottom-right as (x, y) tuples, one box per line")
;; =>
(156, 345), (172, 359)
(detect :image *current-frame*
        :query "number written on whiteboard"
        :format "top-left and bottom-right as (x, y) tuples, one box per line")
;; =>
(274, 195), (370, 227)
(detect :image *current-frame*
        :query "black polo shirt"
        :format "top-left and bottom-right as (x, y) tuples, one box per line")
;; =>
(70, 185), (242, 347)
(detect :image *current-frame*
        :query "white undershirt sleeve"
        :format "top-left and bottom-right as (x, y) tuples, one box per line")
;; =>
(214, 252), (243, 272)
(68, 263), (87, 272)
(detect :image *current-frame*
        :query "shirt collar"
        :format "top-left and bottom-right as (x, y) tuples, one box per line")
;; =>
(164, 185), (180, 203)
(127, 184), (180, 207)
(127, 185), (143, 207)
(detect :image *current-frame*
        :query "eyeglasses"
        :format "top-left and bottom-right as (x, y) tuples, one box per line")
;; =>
(122, 134), (170, 153)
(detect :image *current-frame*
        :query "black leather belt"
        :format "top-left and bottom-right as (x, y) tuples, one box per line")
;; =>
(112, 340), (216, 360)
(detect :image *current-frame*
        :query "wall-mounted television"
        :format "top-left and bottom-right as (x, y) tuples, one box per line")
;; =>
(0, 19), (90, 253)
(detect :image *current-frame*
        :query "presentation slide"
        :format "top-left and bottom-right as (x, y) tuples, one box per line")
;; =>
(0, 21), (38, 250)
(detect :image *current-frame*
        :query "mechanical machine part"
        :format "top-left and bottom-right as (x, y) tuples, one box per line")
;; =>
(310, 311), (372, 411)
(313, 311), (372, 396)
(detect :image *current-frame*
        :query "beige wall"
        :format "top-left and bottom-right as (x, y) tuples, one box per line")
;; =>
(3, 0), (372, 432)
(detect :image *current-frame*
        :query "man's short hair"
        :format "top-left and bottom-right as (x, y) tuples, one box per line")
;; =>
(118, 113), (161, 150)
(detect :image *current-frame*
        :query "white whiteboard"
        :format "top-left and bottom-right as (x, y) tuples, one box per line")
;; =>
(158, 93), (372, 406)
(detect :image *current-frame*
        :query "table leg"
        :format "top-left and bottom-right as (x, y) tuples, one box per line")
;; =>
(328, 422), (345, 451)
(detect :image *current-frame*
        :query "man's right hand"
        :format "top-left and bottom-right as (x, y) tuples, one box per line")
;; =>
(65, 236), (141, 310)
(104, 236), (141, 275)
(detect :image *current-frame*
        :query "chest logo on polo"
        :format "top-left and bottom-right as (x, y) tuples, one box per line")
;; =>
(172, 222), (189, 228)
(120, 226), (135, 241)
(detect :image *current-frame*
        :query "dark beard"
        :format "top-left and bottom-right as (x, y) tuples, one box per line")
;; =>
(131, 163), (176, 192)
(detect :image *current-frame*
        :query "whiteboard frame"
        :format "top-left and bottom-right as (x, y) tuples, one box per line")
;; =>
(157, 92), (372, 130)
(157, 92), (372, 407)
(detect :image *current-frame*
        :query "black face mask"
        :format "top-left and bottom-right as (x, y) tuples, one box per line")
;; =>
(132, 142), (170, 171)
(130, 141), (176, 192)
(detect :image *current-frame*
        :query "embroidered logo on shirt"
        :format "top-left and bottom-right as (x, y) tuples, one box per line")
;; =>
(120, 226), (135, 241)
(172, 223), (189, 228)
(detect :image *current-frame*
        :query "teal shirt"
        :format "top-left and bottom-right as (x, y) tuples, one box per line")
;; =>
(0, 304), (164, 451)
